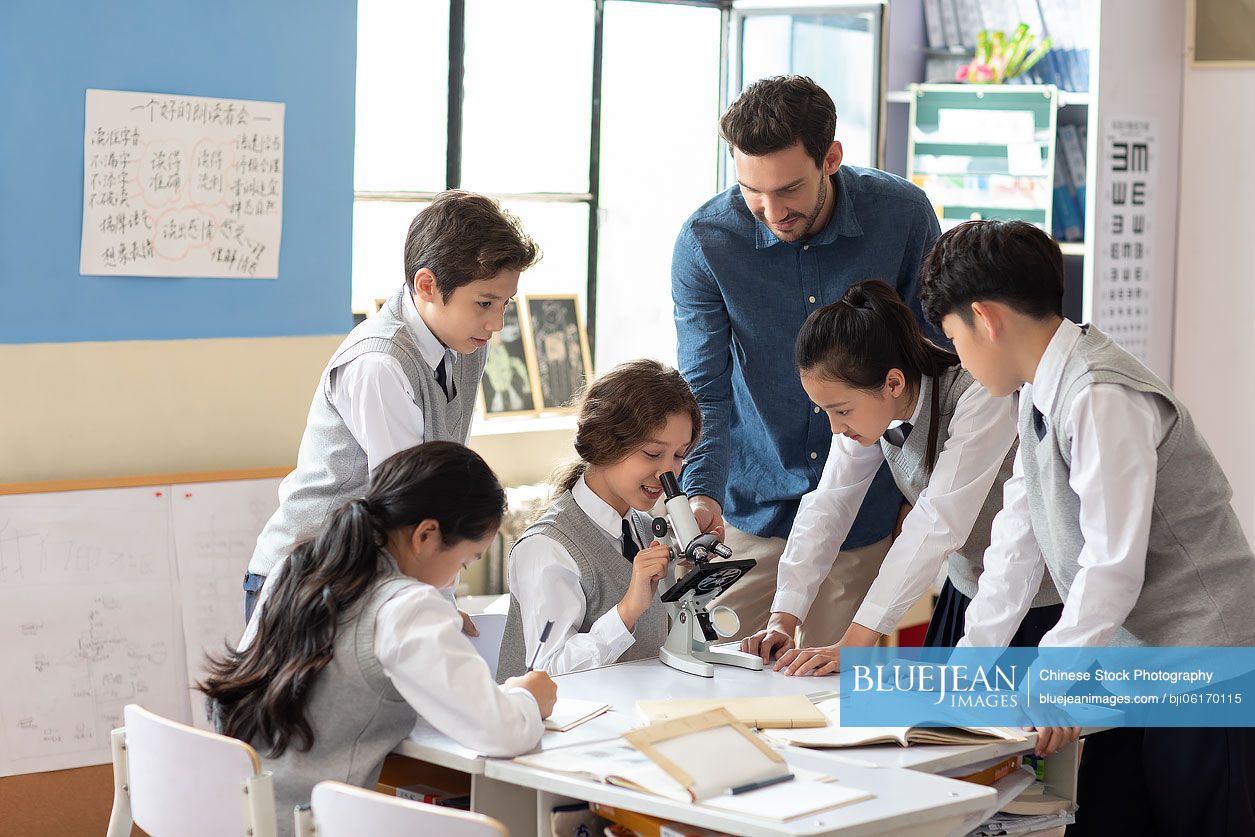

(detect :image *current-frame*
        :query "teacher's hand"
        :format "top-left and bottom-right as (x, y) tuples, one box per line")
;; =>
(689, 495), (726, 541)
(742, 612), (800, 662)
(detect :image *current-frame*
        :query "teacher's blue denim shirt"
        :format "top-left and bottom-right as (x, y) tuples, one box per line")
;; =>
(672, 164), (942, 545)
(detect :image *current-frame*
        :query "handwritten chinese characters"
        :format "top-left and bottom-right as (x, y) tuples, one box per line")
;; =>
(80, 89), (284, 278)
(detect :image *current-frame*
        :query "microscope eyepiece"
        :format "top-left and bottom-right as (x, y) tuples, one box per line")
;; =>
(660, 471), (682, 500)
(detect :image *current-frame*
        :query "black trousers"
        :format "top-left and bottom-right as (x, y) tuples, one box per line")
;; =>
(1068, 726), (1255, 836)
(923, 577), (1064, 648)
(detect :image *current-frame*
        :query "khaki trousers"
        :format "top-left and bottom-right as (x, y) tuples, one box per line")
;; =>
(713, 523), (892, 646)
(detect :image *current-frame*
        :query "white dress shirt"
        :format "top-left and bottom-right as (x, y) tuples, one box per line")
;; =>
(959, 320), (1172, 648)
(332, 290), (462, 475)
(771, 375), (1018, 636)
(508, 476), (642, 674)
(241, 562), (543, 757)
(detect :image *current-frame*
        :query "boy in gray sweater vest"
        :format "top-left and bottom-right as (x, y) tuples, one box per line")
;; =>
(921, 219), (1255, 836)
(245, 192), (540, 621)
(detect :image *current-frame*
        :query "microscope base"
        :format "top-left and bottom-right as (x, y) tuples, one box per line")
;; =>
(660, 643), (765, 678)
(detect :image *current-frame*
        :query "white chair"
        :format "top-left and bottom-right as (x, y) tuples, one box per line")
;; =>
(106, 703), (277, 837)
(295, 780), (507, 836)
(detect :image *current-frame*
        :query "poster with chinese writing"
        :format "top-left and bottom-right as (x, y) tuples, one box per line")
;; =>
(80, 89), (284, 278)
(1093, 117), (1155, 364)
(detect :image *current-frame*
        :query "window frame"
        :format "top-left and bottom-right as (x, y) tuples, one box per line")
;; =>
(353, 0), (728, 364)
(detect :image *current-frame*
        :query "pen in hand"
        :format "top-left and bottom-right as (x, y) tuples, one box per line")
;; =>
(527, 619), (555, 672)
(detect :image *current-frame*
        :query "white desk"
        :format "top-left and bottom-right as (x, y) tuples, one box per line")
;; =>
(485, 747), (995, 837)
(394, 657), (1059, 835)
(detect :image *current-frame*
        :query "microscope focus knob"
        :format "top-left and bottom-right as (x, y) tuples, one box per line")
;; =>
(651, 517), (670, 539)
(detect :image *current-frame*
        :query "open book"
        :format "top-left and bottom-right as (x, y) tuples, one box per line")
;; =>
(764, 698), (1027, 749)
(514, 709), (873, 820)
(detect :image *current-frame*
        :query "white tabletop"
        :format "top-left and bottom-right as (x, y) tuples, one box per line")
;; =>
(397, 655), (1040, 776)
(485, 748), (996, 837)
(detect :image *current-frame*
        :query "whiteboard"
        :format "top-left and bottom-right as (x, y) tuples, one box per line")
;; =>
(0, 478), (279, 776)
(171, 479), (281, 730)
(80, 88), (285, 278)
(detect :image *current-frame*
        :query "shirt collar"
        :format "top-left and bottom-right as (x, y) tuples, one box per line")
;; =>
(754, 166), (865, 250)
(893, 374), (929, 429)
(402, 289), (452, 372)
(1030, 319), (1083, 419)
(572, 475), (634, 543)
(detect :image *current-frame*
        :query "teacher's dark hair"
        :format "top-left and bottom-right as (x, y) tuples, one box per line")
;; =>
(796, 281), (960, 473)
(198, 442), (505, 756)
(719, 75), (837, 169)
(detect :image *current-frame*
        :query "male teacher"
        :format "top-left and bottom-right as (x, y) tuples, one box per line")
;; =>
(672, 75), (940, 654)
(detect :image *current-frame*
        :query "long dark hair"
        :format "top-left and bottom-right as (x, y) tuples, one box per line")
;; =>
(199, 442), (505, 756)
(552, 359), (702, 495)
(795, 281), (960, 473)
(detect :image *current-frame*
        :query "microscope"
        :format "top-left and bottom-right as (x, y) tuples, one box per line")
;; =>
(651, 472), (765, 678)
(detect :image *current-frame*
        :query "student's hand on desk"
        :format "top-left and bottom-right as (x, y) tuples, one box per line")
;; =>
(1024, 725), (1080, 757)
(689, 495), (726, 541)
(616, 543), (670, 631)
(776, 644), (842, 676)
(506, 671), (558, 719)
(741, 612), (799, 662)
(458, 609), (480, 637)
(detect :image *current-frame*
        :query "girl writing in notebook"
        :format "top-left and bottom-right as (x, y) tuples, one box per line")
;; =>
(497, 359), (702, 680)
(200, 442), (556, 836)
(742, 281), (1062, 673)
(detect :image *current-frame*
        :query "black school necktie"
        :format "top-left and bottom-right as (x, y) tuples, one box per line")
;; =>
(884, 421), (914, 448)
(434, 356), (455, 402)
(1032, 406), (1047, 441)
(621, 518), (639, 562)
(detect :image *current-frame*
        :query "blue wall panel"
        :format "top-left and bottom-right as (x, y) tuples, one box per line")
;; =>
(0, 0), (357, 343)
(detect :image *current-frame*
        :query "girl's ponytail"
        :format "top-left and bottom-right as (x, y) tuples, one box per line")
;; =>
(795, 281), (959, 472)
(199, 442), (504, 755)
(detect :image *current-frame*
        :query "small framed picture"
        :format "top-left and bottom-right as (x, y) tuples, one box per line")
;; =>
(480, 298), (541, 417)
(523, 294), (593, 412)
(1189, 0), (1255, 66)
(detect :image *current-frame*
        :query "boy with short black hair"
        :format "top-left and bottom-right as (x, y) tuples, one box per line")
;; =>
(245, 191), (540, 619)
(920, 218), (1255, 835)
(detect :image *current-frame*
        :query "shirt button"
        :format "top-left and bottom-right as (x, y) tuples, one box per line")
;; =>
(813, 406), (821, 414)
(808, 295), (817, 303)
(803, 244), (810, 250)
(810, 451), (818, 460)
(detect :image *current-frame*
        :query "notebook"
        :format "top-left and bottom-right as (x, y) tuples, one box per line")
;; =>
(516, 708), (874, 819)
(636, 693), (827, 729)
(543, 698), (612, 732)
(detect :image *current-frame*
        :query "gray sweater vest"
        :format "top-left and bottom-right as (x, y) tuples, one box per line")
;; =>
(247, 554), (418, 837)
(249, 287), (486, 575)
(497, 490), (669, 682)
(880, 369), (1061, 608)
(1021, 325), (1255, 646)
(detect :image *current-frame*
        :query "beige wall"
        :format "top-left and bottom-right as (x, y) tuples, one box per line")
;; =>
(1172, 60), (1255, 538)
(0, 336), (341, 484)
(0, 334), (573, 489)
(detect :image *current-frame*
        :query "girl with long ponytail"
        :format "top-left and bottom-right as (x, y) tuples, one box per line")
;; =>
(741, 281), (1062, 674)
(200, 442), (556, 837)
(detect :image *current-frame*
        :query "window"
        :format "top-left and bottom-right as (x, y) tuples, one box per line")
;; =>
(729, 4), (884, 175)
(353, 1), (724, 376)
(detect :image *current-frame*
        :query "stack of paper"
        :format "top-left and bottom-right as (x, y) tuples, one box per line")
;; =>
(636, 693), (827, 729)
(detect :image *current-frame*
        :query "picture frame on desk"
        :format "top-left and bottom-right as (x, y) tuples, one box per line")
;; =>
(1189, 0), (1255, 67)
(480, 298), (541, 418)
(522, 294), (592, 413)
